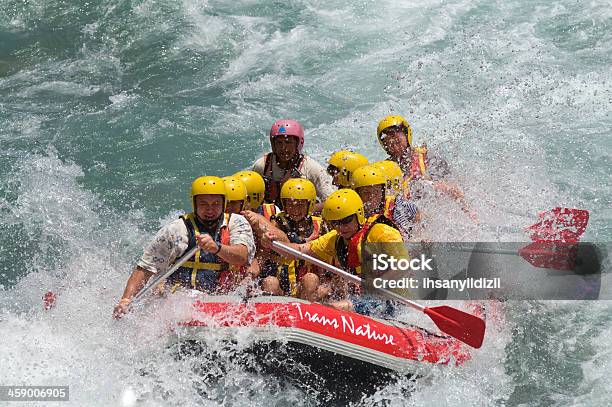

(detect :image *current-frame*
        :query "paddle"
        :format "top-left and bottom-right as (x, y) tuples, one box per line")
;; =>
(525, 207), (589, 243)
(51, 242), (202, 312)
(518, 242), (578, 270)
(454, 207), (592, 271)
(454, 242), (576, 270)
(455, 241), (602, 275)
(131, 246), (199, 304)
(272, 241), (486, 349)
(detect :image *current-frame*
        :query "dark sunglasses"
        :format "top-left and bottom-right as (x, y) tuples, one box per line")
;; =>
(328, 214), (356, 228)
(381, 125), (406, 137)
(326, 165), (340, 176)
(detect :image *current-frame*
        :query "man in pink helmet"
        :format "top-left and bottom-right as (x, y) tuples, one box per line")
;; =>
(251, 119), (334, 214)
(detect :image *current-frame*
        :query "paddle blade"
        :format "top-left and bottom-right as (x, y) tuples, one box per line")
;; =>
(526, 207), (589, 243)
(424, 305), (486, 349)
(43, 291), (57, 310)
(518, 242), (578, 270)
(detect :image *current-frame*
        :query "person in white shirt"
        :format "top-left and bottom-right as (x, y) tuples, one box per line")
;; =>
(112, 176), (255, 318)
(251, 119), (334, 213)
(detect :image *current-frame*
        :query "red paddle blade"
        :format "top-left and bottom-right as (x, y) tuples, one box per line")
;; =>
(518, 242), (578, 270)
(525, 207), (589, 243)
(43, 291), (57, 310)
(424, 305), (486, 349)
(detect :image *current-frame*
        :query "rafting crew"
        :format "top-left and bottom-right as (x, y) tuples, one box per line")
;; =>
(325, 150), (420, 240)
(262, 189), (407, 315)
(251, 119), (335, 213)
(113, 114), (475, 318)
(113, 176), (256, 318)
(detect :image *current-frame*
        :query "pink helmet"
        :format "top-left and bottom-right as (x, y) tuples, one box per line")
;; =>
(269, 119), (305, 153)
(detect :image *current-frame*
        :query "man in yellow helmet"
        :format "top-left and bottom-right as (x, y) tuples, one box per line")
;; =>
(251, 119), (335, 213)
(233, 170), (279, 221)
(327, 150), (369, 188)
(350, 165), (418, 240)
(232, 171), (266, 211)
(371, 160), (404, 196)
(377, 115), (474, 216)
(112, 176), (256, 318)
(222, 176), (248, 214)
(377, 115), (429, 179)
(258, 178), (329, 301)
(263, 189), (405, 315)
(232, 170), (283, 280)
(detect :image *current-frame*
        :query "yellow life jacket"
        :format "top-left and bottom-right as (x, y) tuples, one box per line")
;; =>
(383, 195), (396, 219)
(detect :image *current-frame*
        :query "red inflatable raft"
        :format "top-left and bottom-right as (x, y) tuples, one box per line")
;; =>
(169, 295), (474, 402)
(177, 295), (472, 364)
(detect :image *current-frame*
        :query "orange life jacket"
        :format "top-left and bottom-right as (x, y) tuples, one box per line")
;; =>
(407, 145), (429, 181)
(259, 202), (278, 221)
(334, 214), (397, 276)
(396, 145), (428, 199)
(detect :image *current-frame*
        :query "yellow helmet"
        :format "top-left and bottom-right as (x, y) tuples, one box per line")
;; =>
(190, 176), (226, 212)
(350, 165), (387, 190)
(280, 178), (317, 216)
(328, 150), (369, 187)
(371, 160), (404, 194)
(376, 115), (412, 147)
(232, 171), (265, 209)
(222, 176), (247, 203)
(322, 189), (366, 225)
